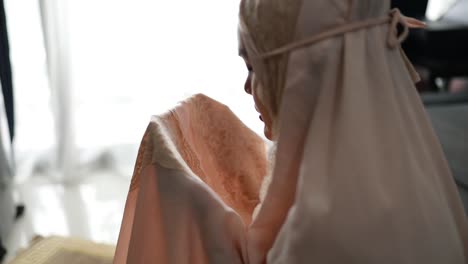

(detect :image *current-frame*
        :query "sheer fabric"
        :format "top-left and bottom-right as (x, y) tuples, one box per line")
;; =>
(239, 0), (468, 263)
(114, 95), (267, 264)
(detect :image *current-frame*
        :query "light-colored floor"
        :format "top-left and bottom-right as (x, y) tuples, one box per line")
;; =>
(4, 171), (130, 262)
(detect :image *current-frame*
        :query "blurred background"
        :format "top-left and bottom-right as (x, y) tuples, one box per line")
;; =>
(0, 0), (467, 262)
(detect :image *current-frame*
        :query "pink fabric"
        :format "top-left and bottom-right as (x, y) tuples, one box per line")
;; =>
(113, 94), (267, 264)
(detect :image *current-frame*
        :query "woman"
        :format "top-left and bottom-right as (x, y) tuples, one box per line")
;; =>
(239, 0), (467, 262)
(114, 0), (468, 263)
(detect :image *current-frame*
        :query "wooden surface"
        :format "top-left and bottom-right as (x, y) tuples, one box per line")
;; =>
(9, 236), (115, 264)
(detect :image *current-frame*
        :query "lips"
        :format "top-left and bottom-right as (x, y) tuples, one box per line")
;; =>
(259, 115), (264, 122)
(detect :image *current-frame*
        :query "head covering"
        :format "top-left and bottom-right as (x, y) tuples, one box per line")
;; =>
(239, 0), (468, 263)
(113, 94), (267, 263)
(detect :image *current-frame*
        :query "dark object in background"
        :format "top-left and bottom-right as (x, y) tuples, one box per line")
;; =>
(423, 91), (468, 213)
(392, 0), (468, 92)
(15, 204), (25, 220)
(391, 0), (429, 18)
(391, 0), (428, 64)
(0, 0), (14, 141)
(0, 238), (6, 263)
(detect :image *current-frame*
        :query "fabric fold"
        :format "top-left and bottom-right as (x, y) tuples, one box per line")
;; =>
(113, 94), (267, 264)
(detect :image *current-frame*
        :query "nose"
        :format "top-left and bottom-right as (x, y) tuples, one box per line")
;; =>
(244, 73), (252, 95)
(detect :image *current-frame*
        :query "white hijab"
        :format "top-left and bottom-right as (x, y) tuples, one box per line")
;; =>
(239, 0), (468, 263)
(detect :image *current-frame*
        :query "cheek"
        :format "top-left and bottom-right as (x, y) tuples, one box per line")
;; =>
(252, 77), (271, 122)
(251, 76), (265, 109)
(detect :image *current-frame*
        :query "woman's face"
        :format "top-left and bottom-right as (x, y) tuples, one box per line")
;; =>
(239, 47), (273, 140)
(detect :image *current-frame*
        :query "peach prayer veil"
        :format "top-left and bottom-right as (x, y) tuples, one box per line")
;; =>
(113, 94), (268, 264)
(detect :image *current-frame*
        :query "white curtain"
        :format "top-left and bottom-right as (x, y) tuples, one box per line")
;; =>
(4, 0), (53, 182)
(6, 0), (264, 182)
(39, 0), (76, 182)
